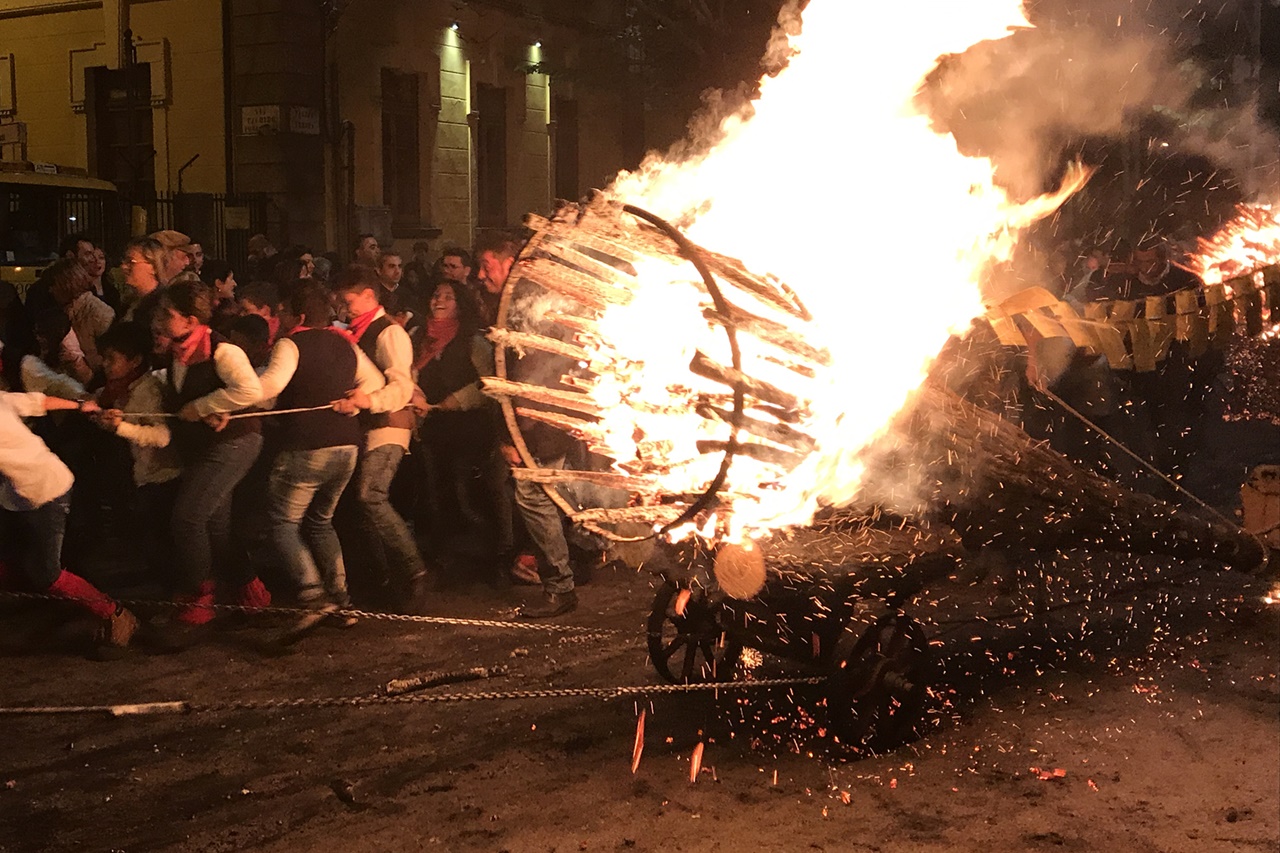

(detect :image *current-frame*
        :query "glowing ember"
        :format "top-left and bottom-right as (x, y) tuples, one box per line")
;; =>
(586, 0), (1086, 539)
(632, 709), (646, 774)
(1192, 204), (1280, 287)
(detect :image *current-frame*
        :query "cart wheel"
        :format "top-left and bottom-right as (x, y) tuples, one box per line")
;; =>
(826, 612), (931, 751)
(647, 582), (742, 684)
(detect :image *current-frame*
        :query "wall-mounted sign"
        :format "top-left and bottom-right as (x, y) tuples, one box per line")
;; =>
(241, 105), (281, 135)
(224, 207), (251, 230)
(289, 106), (321, 135)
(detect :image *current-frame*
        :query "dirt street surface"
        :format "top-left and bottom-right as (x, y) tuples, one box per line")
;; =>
(0, 562), (1276, 853)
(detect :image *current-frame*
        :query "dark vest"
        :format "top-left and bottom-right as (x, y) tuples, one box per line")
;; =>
(421, 333), (479, 405)
(164, 332), (259, 457)
(275, 329), (362, 451)
(356, 315), (415, 431)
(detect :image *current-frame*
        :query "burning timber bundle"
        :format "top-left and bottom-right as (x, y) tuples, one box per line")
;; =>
(486, 194), (828, 544)
(485, 197), (1267, 595)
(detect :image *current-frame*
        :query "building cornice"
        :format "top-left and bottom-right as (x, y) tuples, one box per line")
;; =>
(0, 0), (102, 20)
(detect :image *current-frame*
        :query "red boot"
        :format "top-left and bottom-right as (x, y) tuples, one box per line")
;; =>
(47, 570), (117, 620)
(235, 577), (272, 612)
(175, 581), (216, 626)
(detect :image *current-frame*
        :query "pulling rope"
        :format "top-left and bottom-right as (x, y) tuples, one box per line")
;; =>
(115, 404), (340, 420)
(0, 677), (827, 717)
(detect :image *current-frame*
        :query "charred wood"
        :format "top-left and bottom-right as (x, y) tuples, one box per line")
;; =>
(688, 351), (801, 413)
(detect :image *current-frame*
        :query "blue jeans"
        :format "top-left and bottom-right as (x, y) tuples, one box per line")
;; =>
(513, 455), (574, 595)
(356, 444), (425, 583)
(6, 490), (71, 589)
(171, 433), (263, 594)
(269, 445), (359, 607)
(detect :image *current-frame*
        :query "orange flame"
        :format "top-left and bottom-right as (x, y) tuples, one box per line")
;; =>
(583, 1), (1084, 539)
(1191, 204), (1280, 287)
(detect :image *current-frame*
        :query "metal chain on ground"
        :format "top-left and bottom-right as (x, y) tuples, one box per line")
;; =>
(0, 590), (621, 636)
(0, 677), (827, 717)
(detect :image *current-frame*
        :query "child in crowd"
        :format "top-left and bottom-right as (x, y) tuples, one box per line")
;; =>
(90, 322), (183, 584)
(0, 390), (137, 656)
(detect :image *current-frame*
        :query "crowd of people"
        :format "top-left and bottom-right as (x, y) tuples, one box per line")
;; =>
(0, 227), (589, 658)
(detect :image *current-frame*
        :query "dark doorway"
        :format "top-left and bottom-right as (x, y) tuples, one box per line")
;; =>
(553, 96), (579, 202)
(85, 64), (155, 202)
(381, 68), (421, 225)
(475, 83), (508, 228)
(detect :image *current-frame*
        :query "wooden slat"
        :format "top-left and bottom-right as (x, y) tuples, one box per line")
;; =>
(482, 377), (603, 418)
(488, 329), (590, 363)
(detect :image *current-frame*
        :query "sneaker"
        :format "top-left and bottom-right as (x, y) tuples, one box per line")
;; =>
(521, 590), (577, 619)
(276, 603), (338, 646)
(326, 610), (359, 629)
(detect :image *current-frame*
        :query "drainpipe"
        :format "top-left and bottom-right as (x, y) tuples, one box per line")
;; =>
(222, 0), (234, 194)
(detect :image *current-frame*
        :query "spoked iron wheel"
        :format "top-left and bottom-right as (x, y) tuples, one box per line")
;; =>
(647, 582), (742, 684)
(826, 612), (931, 751)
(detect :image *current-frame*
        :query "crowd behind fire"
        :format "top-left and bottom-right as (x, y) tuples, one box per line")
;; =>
(0, 222), (1263, 657)
(0, 224), (598, 656)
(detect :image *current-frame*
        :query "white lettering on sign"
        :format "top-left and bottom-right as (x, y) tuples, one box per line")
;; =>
(289, 106), (321, 135)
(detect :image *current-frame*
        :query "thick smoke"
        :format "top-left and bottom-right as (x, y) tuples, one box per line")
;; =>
(921, 0), (1279, 201)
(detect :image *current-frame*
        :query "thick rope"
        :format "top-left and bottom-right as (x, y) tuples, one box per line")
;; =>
(117, 404), (338, 420)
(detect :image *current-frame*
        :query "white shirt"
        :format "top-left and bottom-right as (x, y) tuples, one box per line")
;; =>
(107, 373), (182, 486)
(361, 310), (416, 452)
(0, 392), (75, 511)
(169, 341), (263, 417)
(256, 331), (388, 407)
(20, 355), (86, 401)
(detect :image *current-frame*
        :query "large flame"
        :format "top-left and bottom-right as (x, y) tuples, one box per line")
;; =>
(1191, 203), (1280, 287)
(580, 0), (1085, 538)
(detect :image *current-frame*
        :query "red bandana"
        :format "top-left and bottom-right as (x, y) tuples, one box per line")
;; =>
(172, 324), (213, 366)
(98, 364), (147, 410)
(414, 317), (460, 372)
(342, 307), (381, 345)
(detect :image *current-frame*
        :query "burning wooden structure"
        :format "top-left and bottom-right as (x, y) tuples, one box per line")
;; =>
(485, 196), (1269, 749)
(486, 195), (1266, 578)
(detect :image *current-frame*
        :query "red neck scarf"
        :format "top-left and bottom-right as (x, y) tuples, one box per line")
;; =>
(172, 324), (213, 366)
(99, 364), (148, 409)
(343, 307), (381, 345)
(414, 317), (460, 372)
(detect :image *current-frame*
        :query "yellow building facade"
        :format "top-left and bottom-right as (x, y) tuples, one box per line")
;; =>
(0, 0), (639, 257)
(0, 0), (228, 196)
(331, 0), (564, 251)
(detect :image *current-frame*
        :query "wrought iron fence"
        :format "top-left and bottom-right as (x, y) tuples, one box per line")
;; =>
(147, 192), (269, 270)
